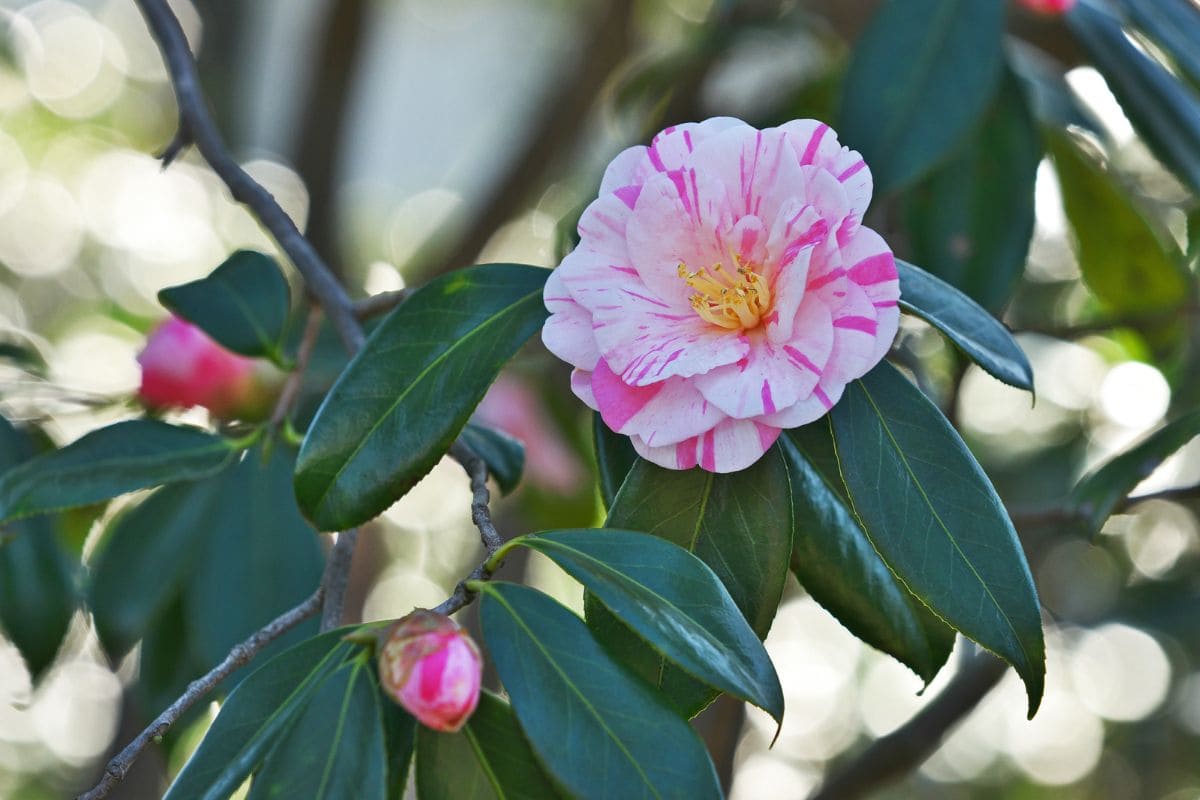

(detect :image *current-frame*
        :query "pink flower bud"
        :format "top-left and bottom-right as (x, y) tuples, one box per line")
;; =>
(137, 317), (281, 420)
(1017, 0), (1075, 15)
(377, 610), (482, 732)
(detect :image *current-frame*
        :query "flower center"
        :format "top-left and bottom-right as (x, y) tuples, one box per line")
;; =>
(677, 257), (772, 331)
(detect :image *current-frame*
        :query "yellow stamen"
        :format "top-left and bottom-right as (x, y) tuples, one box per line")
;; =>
(678, 259), (772, 331)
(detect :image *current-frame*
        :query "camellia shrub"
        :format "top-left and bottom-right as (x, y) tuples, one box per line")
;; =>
(1, 0), (1199, 798)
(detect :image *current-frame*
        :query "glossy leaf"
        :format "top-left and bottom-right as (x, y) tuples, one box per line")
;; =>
(906, 70), (1041, 311)
(514, 529), (783, 721)
(382, 703), (417, 800)
(1008, 41), (1105, 135)
(592, 413), (638, 508)
(460, 422), (525, 496)
(838, 0), (1005, 192)
(1047, 131), (1190, 315)
(247, 657), (386, 800)
(0, 420), (240, 524)
(295, 263), (549, 531)
(1070, 410), (1200, 538)
(1069, 0), (1200, 195)
(479, 582), (721, 800)
(897, 260), (1034, 391)
(159, 250), (291, 362)
(416, 691), (564, 800)
(589, 448), (792, 717)
(1113, 0), (1200, 88)
(782, 425), (955, 684)
(164, 632), (355, 800)
(831, 363), (1044, 715)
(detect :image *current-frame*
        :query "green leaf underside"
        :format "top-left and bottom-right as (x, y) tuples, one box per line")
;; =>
(896, 260), (1033, 391)
(416, 691), (564, 800)
(1046, 131), (1190, 315)
(381, 700), (417, 800)
(593, 413), (639, 509)
(0, 420), (239, 524)
(480, 583), (721, 800)
(164, 632), (355, 800)
(782, 426), (955, 683)
(247, 657), (386, 800)
(831, 363), (1044, 715)
(838, 0), (1005, 192)
(905, 69), (1041, 312)
(588, 448), (792, 718)
(516, 529), (783, 722)
(294, 263), (549, 531)
(460, 422), (526, 496)
(159, 250), (291, 361)
(1070, 410), (1200, 538)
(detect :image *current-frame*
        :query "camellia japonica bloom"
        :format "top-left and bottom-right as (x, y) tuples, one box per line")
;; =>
(542, 118), (900, 473)
(378, 610), (483, 732)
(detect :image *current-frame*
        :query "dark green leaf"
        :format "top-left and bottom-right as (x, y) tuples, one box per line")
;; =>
(838, 0), (1005, 192)
(905, 70), (1041, 311)
(0, 420), (240, 524)
(782, 425), (956, 684)
(1070, 410), (1200, 538)
(831, 362), (1044, 715)
(515, 529), (782, 722)
(416, 691), (564, 800)
(248, 658), (385, 800)
(897, 259), (1034, 391)
(1068, 1), (1200, 195)
(479, 583), (721, 800)
(137, 599), (207, 723)
(381, 702), (417, 800)
(592, 413), (638, 508)
(295, 264), (549, 531)
(1113, 0), (1200, 89)
(1047, 132), (1190, 316)
(164, 632), (355, 800)
(589, 448), (792, 717)
(0, 339), (46, 375)
(460, 422), (525, 496)
(159, 250), (291, 362)
(1008, 41), (1106, 135)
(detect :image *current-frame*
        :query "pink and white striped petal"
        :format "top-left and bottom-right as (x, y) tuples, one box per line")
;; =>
(592, 360), (726, 447)
(599, 118), (754, 195)
(778, 119), (873, 218)
(813, 277), (880, 385)
(631, 417), (781, 474)
(542, 269), (600, 371)
(759, 381), (845, 428)
(576, 191), (639, 261)
(570, 368), (599, 410)
(840, 226), (900, 364)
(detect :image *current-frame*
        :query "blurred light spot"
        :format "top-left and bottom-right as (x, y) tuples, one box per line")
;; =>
(1099, 361), (1169, 429)
(17, 2), (104, 101)
(478, 209), (556, 267)
(51, 321), (140, 396)
(1067, 66), (1135, 145)
(0, 131), (29, 216)
(1122, 501), (1196, 578)
(1174, 671), (1200, 736)
(32, 659), (122, 765)
(99, 0), (203, 82)
(363, 565), (448, 623)
(1070, 624), (1170, 721)
(729, 753), (818, 800)
(524, 550), (584, 616)
(1033, 159), (1067, 238)
(1007, 685), (1103, 785)
(387, 188), (461, 268)
(0, 175), (83, 276)
(364, 261), (405, 295)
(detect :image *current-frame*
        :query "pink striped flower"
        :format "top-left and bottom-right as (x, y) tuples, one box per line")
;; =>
(542, 118), (899, 473)
(378, 610), (482, 732)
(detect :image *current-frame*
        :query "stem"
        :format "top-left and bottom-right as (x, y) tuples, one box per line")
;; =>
(269, 304), (324, 429)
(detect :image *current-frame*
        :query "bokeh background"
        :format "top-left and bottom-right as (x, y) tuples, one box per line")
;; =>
(1, 0), (1200, 798)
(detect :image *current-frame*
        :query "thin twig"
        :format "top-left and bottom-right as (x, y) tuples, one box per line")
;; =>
(76, 590), (324, 800)
(134, 0), (365, 355)
(269, 305), (324, 429)
(431, 443), (506, 616)
(320, 529), (360, 631)
(352, 289), (410, 320)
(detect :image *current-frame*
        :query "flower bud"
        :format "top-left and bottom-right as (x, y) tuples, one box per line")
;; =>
(137, 317), (283, 421)
(377, 610), (482, 732)
(1017, 0), (1075, 15)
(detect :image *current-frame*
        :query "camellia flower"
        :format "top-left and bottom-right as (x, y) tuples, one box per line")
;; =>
(542, 118), (899, 472)
(1016, 0), (1075, 14)
(137, 316), (279, 420)
(377, 610), (483, 732)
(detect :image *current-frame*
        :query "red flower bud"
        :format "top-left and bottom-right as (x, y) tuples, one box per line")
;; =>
(136, 317), (281, 420)
(377, 610), (482, 732)
(1017, 0), (1075, 15)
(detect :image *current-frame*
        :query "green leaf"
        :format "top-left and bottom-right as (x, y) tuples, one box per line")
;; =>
(295, 264), (549, 531)
(137, 598), (208, 722)
(838, 0), (1005, 192)
(247, 657), (386, 800)
(1113, 0), (1200, 88)
(159, 250), (291, 362)
(592, 413), (638, 509)
(589, 448), (792, 717)
(0, 420), (241, 524)
(905, 69), (1041, 312)
(416, 691), (564, 800)
(1070, 410), (1200, 538)
(460, 422), (526, 496)
(1008, 41), (1105, 135)
(897, 259), (1034, 391)
(831, 362), (1045, 715)
(479, 582), (721, 800)
(0, 416), (77, 679)
(381, 702), (417, 800)
(781, 425), (955, 684)
(513, 529), (783, 723)
(164, 632), (355, 800)
(1068, 1), (1200, 195)
(1046, 130), (1190, 315)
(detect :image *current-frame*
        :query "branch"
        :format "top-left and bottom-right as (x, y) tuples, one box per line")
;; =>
(76, 589), (324, 800)
(269, 304), (323, 429)
(134, 0), (365, 355)
(320, 528), (360, 631)
(353, 289), (410, 320)
(431, 443), (506, 616)
(807, 650), (1008, 800)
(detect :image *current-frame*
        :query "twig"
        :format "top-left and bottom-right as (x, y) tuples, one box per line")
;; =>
(1008, 483), (1200, 529)
(320, 529), (360, 631)
(431, 443), (506, 616)
(807, 650), (1008, 800)
(76, 589), (324, 800)
(269, 304), (324, 429)
(353, 289), (410, 320)
(134, 0), (365, 355)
